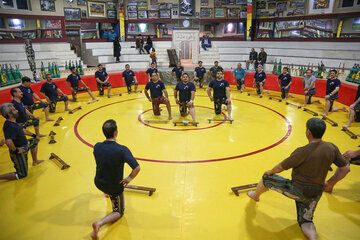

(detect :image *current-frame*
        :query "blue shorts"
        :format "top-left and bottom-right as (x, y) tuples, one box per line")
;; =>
(262, 174), (323, 226)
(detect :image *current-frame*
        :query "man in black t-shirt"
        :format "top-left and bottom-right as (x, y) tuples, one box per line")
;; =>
(0, 103), (44, 181)
(122, 64), (139, 93)
(146, 62), (160, 81)
(95, 64), (112, 97)
(40, 74), (72, 113)
(207, 71), (232, 120)
(66, 67), (98, 102)
(194, 61), (206, 88)
(172, 61), (184, 83)
(174, 73), (196, 122)
(209, 61), (224, 80)
(91, 119), (140, 240)
(322, 70), (348, 116)
(344, 84), (360, 127)
(18, 76), (53, 121)
(144, 73), (172, 119)
(10, 88), (46, 138)
(277, 67), (292, 100)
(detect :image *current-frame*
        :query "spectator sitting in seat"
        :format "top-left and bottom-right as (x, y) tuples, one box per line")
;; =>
(246, 48), (258, 70)
(201, 34), (212, 51)
(257, 48), (267, 69)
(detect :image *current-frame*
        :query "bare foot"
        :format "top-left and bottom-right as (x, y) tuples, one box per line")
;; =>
(343, 124), (351, 128)
(301, 104), (307, 107)
(37, 134), (47, 138)
(46, 118), (55, 121)
(313, 100), (320, 104)
(247, 191), (259, 202)
(321, 113), (327, 117)
(66, 108), (73, 112)
(33, 160), (44, 166)
(91, 222), (100, 240)
(0, 139), (5, 146)
(168, 116), (173, 120)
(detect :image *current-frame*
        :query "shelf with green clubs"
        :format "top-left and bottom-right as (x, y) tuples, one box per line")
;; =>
(0, 64), (22, 88)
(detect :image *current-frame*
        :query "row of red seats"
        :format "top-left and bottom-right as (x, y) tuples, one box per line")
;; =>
(0, 71), (356, 106)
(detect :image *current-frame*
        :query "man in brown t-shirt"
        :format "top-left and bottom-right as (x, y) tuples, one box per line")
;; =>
(247, 118), (350, 240)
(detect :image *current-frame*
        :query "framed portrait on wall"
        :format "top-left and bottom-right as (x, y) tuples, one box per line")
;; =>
(107, 1), (116, 10)
(40, 0), (55, 12)
(127, 23), (136, 33)
(127, 5), (137, 12)
(180, 0), (194, 17)
(214, 8), (226, 18)
(138, 10), (148, 19)
(159, 9), (171, 19)
(127, 12), (137, 19)
(201, 0), (208, 6)
(88, 2), (106, 17)
(108, 10), (116, 19)
(64, 8), (81, 21)
(308, 0), (335, 14)
(148, 10), (159, 19)
(227, 8), (239, 18)
(81, 10), (87, 18)
(172, 9), (179, 19)
(200, 8), (212, 18)
(77, 0), (87, 6)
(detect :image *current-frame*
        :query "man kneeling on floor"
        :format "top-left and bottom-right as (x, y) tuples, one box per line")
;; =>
(0, 103), (44, 181)
(144, 73), (172, 120)
(91, 119), (140, 240)
(247, 118), (350, 240)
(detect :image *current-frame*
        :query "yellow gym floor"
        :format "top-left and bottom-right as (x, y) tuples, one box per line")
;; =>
(0, 86), (359, 240)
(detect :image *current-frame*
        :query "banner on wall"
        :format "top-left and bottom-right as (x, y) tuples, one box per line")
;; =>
(246, 0), (252, 41)
(118, 0), (125, 41)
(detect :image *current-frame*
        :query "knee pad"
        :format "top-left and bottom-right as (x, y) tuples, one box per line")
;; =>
(214, 100), (222, 115)
(256, 82), (260, 94)
(355, 108), (360, 122)
(281, 88), (285, 99)
(329, 99), (335, 112)
(98, 85), (104, 95)
(180, 103), (188, 116)
(49, 102), (56, 113)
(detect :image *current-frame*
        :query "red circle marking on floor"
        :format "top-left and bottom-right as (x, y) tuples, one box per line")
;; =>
(74, 97), (292, 164)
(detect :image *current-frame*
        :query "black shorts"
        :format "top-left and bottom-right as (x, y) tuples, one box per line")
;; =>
(214, 97), (227, 114)
(179, 101), (189, 116)
(237, 79), (245, 90)
(354, 105), (360, 122)
(327, 95), (338, 112)
(126, 80), (138, 87)
(27, 102), (48, 113)
(9, 137), (38, 179)
(263, 174), (323, 226)
(109, 192), (125, 215)
(255, 81), (263, 94)
(49, 95), (69, 113)
(97, 82), (112, 95)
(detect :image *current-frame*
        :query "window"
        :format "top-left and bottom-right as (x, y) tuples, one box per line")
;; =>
(0, 0), (30, 10)
(341, 0), (360, 7)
